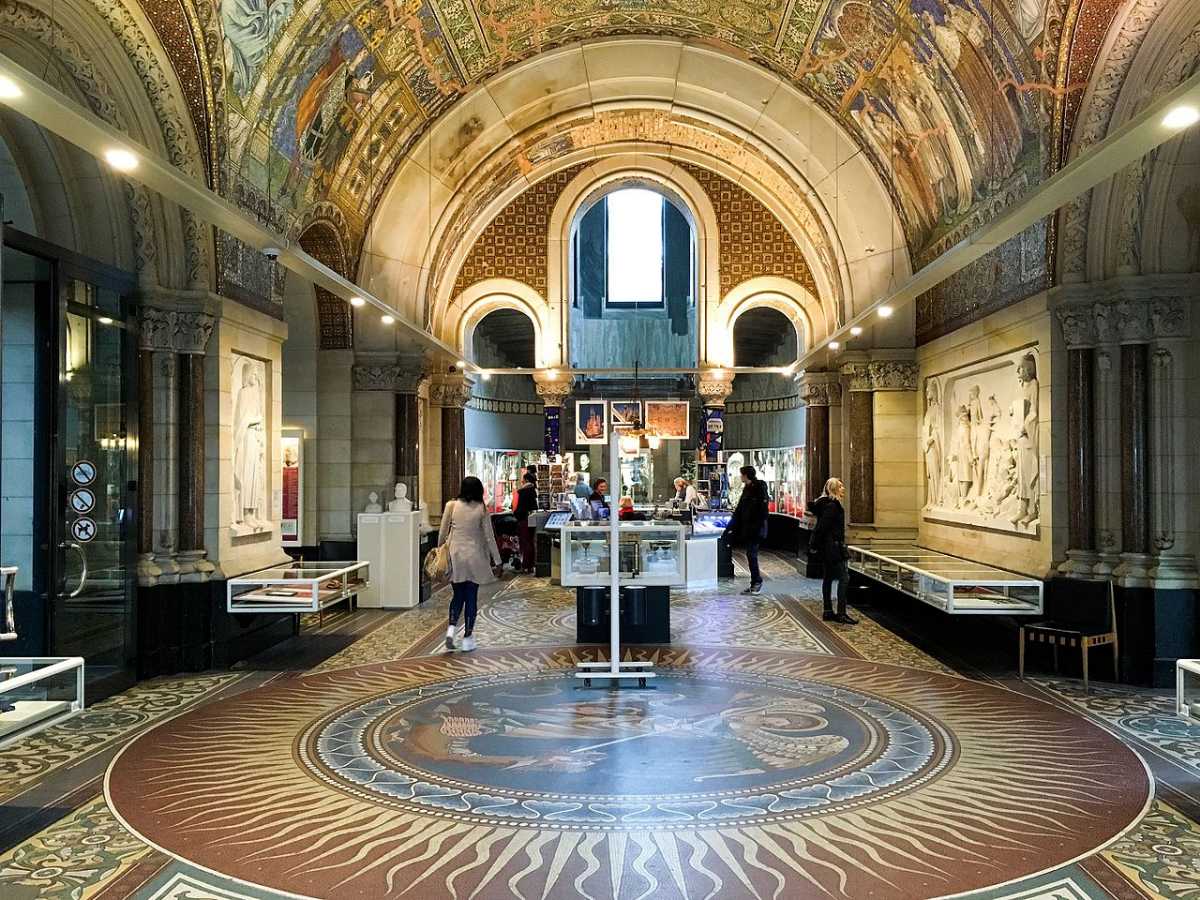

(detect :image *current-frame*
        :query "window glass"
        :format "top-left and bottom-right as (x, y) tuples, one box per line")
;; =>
(606, 188), (663, 307)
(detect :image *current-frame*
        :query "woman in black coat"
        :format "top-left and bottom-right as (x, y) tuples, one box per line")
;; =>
(808, 477), (856, 624)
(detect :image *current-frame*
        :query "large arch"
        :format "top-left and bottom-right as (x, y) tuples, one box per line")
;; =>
(715, 277), (819, 369)
(454, 279), (550, 368)
(359, 39), (909, 342)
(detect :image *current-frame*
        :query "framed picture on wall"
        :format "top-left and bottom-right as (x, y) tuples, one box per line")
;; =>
(609, 400), (642, 429)
(644, 400), (690, 440)
(575, 400), (608, 444)
(280, 431), (303, 547)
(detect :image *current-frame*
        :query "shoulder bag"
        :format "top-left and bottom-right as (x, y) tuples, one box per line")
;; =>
(424, 501), (454, 582)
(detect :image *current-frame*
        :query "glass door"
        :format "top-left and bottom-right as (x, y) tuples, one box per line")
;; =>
(54, 279), (136, 695)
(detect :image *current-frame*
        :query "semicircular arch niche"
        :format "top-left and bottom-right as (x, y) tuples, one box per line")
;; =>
(298, 221), (353, 350)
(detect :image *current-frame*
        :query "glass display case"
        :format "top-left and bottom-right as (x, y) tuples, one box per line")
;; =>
(1177, 660), (1200, 719)
(692, 510), (732, 538)
(227, 561), (370, 619)
(0, 657), (85, 749)
(561, 521), (686, 587)
(847, 543), (1043, 615)
(466, 450), (581, 511)
(725, 446), (806, 515)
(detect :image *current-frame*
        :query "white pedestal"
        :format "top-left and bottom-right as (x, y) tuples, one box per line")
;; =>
(685, 538), (717, 589)
(357, 512), (420, 609)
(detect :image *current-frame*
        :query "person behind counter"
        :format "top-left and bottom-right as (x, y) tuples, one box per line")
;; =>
(512, 470), (538, 574)
(618, 496), (648, 521)
(725, 465), (769, 595)
(572, 473), (591, 499)
(673, 477), (700, 508)
(440, 476), (503, 652)
(808, 477), (856, 625)
(588, 478), (610, 519)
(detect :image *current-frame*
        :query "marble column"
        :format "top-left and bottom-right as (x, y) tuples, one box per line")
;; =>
(800, 375), (840, 502)
(1117, 342), (1151, 585)
(697, 373), (734, 461)
(135, 307), (176, 585)
(175, 312), (215, 582)
(1054, 306), (1100, 578)
(533, 374), (572, 457)
(846, 390), (874, 525)
(431, 373), (474, 513)
(395, 392), (421, 503)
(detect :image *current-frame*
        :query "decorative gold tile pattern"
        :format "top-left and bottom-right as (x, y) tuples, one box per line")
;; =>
(298, 221), (353, 350)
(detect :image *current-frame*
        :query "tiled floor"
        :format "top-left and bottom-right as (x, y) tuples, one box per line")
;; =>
(0, 555), (1196, 899)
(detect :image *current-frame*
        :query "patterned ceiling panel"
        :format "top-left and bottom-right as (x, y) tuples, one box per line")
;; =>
(211, 0), (1060, 262)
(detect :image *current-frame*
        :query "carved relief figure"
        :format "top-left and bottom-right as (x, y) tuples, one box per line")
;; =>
(1014, 353), (1039, 527)
(232, 356), (269, 533)
(968, 385), (989, 499)
(922, 379), (943, 508)
(950, 405), (975, 504)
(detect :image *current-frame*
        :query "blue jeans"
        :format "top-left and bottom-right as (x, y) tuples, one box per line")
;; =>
(746, 542), (762, 586)
(449, 581), (479, 636)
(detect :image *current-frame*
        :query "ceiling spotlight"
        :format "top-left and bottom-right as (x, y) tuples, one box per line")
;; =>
(455, 360), (466, 369)
(349, 296), (365, 307)
(381, 314), (395, 325)
(480, 371), (492, 381)
(877, 305), (894, 318)
(1162, 106), (1200, 130)
(547, 368), (558, 380)
(98, 316), (114, 325)
(712, 368), (725, 379)
(828, 341), (840, 350)
(850, 326), (863, 336)
(103, 148), (139, 172)
(0, 76), (22, 100)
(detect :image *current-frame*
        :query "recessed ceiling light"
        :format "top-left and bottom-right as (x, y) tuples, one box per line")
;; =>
(104, 148), (139, 172)
(877, 305), (894, 318)
(480, 372), (492, 381)
(0, 76), (21, 100)
(850, 326), (863, 336)
(455, 360), (466, 369)
(1162, 106), (1200, 130)
(381, 314), (395, 325)
(98, 316), (114, 325)
(828, 340), (840, 350)
(349, 296), (365, 307)
(547, 368), (558, 380)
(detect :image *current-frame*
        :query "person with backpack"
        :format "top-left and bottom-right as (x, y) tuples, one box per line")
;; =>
(725, 465), (770, 595)
(440, 476), (502, 652)
(808, 477), (856, 624)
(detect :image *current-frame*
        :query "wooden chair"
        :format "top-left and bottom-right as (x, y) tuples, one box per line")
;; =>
(1019, 581), (1118, 692)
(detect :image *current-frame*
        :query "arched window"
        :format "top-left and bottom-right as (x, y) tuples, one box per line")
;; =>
(572, 186), (694, 316)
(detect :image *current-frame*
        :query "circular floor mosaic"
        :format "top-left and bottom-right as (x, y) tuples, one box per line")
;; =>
(107, 648), (1151, 899)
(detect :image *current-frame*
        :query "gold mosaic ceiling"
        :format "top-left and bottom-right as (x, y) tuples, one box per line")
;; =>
(218, 0), (1056, 255)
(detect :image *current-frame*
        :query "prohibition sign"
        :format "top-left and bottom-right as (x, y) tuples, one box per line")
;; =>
(71, 517), (97, 543)
(71, 460), (97, 486)
(70, 488), (96, 515)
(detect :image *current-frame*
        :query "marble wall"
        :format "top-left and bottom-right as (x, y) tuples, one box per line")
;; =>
(873, 391), (920, 532)
(916, 293), (1062, 577)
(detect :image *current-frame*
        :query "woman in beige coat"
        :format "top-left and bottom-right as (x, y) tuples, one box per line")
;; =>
(440, 476), (502, 652)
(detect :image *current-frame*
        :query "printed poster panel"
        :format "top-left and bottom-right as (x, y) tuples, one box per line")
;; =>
(281, 434), (302, 546)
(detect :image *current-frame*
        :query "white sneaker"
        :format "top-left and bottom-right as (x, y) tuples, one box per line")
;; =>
(461, 635), (477, 652)
(445, 626), (456, 651)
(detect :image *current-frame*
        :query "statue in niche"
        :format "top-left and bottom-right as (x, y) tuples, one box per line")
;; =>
(950, 405), (975, 506)
(364, 491), (383, 513)
(388, 482), (413, 513)
(968, 386), (990, 501)
(232, 356), (268, 533)
(922, 380), (943, 508)
(1014, 354), (1040, 527)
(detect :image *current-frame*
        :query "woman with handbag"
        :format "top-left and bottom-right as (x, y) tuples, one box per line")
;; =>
(808, 478), (856, 625)
(437, 476), (502, 651)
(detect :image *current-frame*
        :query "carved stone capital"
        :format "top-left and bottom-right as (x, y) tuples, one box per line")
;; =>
(429, 374), (474, 408)
(840, 363), (872, 392)
(533, 376), (572, 408)
(139, 306), (177, 352)
(1054, 283), (1192, 348)
(842, 361), (918, 392)
(697, 378), (735, 407)
(352, 365), (429, 393)
(799, 376), (841, 407)
(175, 312), (215, 355)
(1056, 307), (1097, 348)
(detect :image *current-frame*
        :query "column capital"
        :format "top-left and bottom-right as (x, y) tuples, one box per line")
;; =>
(532, 371), (572, 408)
(175, 311), (215, 355)
(429, 372), (474, 408)
(799, 372), (842, 407)
(352, 364), (429, 393)
(697, 371), (735, 408)
(137, 306), (214, 354)
(1055, 290), (1192, 348)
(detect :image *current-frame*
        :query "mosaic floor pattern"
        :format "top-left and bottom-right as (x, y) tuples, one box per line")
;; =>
(105, 647), (1151, 900)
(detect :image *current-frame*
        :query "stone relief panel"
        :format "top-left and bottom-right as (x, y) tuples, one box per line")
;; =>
(922, 346), (1041, 536)
(231, 353), (271, 537)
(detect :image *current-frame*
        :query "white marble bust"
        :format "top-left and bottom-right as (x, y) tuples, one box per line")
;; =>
(388, 482), (413, 513)
(364, 491), (383, 514)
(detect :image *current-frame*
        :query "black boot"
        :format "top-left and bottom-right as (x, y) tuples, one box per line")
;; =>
(835, 612), (858, 625)
(822, 607), (837, 621)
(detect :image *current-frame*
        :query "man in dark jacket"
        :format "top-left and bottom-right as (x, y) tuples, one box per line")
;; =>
(725, 465), (770, 595)
(512, 471), (538, 573)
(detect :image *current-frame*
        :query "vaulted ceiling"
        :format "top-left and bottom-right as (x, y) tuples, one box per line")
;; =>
(218, 0), (1057, 267)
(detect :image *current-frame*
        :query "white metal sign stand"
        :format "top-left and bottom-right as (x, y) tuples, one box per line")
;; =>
(575, 428), (655, 688)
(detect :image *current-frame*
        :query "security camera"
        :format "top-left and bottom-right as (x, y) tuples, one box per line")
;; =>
(262, 246), (281, 261)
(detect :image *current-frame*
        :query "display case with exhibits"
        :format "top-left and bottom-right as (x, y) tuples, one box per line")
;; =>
(725, 447), (806, 515)
(0, 657), (85, 749)
(922, 345), (1041, 535)
(227, 561), (370, 617)
(466, 450), (581, 511)
(560, 521), (686, 587)
(848, 543), (1043, 615)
